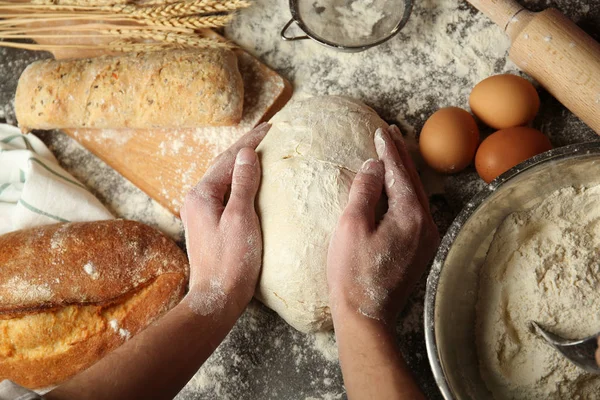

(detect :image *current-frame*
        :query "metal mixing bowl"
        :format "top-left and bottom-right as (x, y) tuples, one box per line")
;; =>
(424, 142), (600, 399)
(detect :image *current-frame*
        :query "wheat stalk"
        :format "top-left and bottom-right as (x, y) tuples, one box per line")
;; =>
(0, 22), (194, 35)
(107, 38), (230, 52)
(0, 0), (248, 53)
(0, 14), (233, 31)
(125, 0), (250, 17)
(0, 0), (250, 16)
(145, 14), (232, 29)
(128, 0), (180, 5)
(30, 0), (129, 5)
(0, 41), (124, 51)
(103, 28), (233, 47)
(0, 35), (231, 52)
(0, 26), (234, 46)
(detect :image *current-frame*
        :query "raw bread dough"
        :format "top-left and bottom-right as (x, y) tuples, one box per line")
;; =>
(255, 96), (388, 332)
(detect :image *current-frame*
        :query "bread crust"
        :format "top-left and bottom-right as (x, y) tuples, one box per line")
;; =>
(15, 48), (244, 131)
(0, 220), (187, 314)
(0, 220), (189, 388)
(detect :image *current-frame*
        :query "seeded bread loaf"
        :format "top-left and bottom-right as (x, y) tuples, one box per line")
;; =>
(15, 48), (244, 131)
(0, 220), (189, 389)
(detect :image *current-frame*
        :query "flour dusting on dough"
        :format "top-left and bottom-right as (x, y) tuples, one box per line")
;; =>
(255, 96), (387, 332)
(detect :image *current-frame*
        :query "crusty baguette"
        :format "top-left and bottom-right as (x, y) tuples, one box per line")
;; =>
(0, 220), (189, 389)
(14, 48), (244, 131)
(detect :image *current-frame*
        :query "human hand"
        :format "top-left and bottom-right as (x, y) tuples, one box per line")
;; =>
(327, 125), (439, 325)
(180, 123), (270, 317)
(596, 337), (600, 367)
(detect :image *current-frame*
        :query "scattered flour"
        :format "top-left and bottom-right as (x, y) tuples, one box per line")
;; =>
(109, 319), (119, 332)
(0, 277), (53, 303)
(109, 318), (131, 340)
(83, 261), (99, 280)
(186, 279), (227, 316)
(1, 1), (598, 398)
(311, 331), (338, 363)
(305, 394), (343, 400)
(176, 301), (344, 400)
(35, 131), (185, 243)
(398, 288), (426, 336)
(118, 328), (131, 340)
(226, 0), (515, 127)
(477, 186), (600, 399)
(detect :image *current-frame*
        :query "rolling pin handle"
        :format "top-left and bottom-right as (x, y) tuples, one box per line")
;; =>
(465, 0), (525, 32)
(281, 19), (309, 41)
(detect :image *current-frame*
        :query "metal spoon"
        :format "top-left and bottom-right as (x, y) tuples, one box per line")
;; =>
(532, 322), (600, 374)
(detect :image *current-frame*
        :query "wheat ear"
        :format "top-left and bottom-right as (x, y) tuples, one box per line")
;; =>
(0, 0), (248, 52)
(141, 14), (232, 29)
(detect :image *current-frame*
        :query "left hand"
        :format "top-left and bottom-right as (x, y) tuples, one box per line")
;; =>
(180, 123), (270, 317)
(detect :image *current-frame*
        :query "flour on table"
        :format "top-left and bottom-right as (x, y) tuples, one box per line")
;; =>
(3, 0), (597, 398)
(311, 331), (338, 362)
(227, 0), (514, 126)
(305, 394), (343, 400)
(477, 185), (600, 399)
(38, 130), (185, 243)
(177, 301), (344, 400)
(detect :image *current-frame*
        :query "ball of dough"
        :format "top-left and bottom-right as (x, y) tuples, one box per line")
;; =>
(255, 96), (388, 333)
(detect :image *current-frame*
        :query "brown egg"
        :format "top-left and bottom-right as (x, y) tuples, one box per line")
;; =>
(475, 127), (552, 183)
(470, 74), (540, 129)
(419, 107), (480, 174)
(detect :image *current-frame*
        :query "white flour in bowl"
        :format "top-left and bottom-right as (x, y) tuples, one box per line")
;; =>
(476, 186), (600, 399)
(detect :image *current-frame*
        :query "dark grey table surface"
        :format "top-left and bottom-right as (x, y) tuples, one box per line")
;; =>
(1, 1), (599, 399)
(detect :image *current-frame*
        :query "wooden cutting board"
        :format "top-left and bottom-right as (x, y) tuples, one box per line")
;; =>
(36, 29), (292, 216)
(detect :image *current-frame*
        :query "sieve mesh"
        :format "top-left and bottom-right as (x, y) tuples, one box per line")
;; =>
(296, 0), (406, 48)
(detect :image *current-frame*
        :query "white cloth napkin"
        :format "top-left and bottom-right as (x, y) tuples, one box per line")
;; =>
(0, 124), (113, 235)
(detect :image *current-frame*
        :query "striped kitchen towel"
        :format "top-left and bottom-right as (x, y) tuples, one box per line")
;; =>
(0, 124), (113, 235)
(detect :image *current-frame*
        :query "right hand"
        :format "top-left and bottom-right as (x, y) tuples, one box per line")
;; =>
(327, 125), (439, 325)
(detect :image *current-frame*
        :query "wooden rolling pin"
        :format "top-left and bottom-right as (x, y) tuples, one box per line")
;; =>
(466, 0), (600, 134)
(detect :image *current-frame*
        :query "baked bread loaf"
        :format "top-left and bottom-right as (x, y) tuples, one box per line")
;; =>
(0, 220), (189, 389)
(15, 48), (244, 131)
